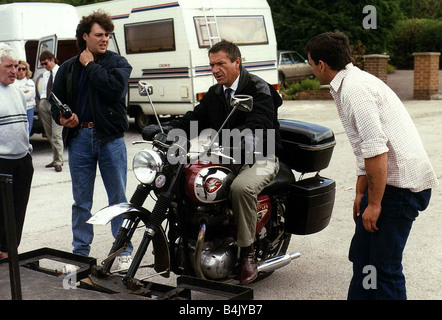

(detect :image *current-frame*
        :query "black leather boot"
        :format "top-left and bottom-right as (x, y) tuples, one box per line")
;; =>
(240, 244), (258, 284)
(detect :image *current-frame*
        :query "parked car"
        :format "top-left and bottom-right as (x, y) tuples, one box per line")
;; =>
(278, 50), (314, 86)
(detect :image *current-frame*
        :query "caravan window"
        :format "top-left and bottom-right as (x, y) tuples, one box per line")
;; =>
(124, 19), (175, 54)
(194, 16), (268, 47)
(37, 38), (55, 68)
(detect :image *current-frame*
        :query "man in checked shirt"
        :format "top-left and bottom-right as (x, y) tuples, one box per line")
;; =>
(306, 31), (438, 300)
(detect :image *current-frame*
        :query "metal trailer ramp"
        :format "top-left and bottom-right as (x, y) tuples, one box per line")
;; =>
(0, 248), (253, 300)
(0, 248), (144, 300)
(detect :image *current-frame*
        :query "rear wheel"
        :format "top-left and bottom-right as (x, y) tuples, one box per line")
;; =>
(257, 232), (291, 262)
(99, 215), (140, 275)
(254, 232), (291, 281)
(255, 197), (292, 279)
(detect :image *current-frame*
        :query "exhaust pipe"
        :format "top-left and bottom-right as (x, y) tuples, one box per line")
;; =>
(257, 252), (301, 274)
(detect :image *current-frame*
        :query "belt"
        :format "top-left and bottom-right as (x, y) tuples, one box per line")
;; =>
(81, 122), (95, 128)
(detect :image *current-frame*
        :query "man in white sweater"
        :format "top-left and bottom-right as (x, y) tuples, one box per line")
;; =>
(0, 43), (34, 259)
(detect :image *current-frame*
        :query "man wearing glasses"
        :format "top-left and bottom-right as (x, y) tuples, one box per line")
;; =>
(39, 50), (63, 172)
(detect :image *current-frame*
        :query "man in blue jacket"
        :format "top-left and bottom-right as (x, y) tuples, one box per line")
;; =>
(51, 11), (133, 272)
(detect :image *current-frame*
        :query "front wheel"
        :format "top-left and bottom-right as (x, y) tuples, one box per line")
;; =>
(99, 215), (140, 275)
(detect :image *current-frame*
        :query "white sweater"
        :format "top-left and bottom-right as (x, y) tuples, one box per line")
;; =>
(0, 83), (32, 159)
(13, 78), (36, 110)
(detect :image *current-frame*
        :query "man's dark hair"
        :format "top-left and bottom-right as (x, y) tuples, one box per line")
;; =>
(76, 10), (114, 51)
(39, 50), (56, 63)
(208, 40), (242, 65)
(305, 31), (353, 71)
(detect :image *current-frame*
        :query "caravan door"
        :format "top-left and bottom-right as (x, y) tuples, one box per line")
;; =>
(34, 34), (58, 96)
(34, 34), (82, 97)
(108, 33), (120, 54)
(31, 35), (58, 136)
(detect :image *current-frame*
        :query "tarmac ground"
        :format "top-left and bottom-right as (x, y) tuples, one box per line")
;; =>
(3, 70), (442, 300)
(387, 69), (442, 101)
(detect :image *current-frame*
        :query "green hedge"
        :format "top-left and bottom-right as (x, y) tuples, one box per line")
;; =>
(281, 78), (321, 100)
(391, 19), (442, 69)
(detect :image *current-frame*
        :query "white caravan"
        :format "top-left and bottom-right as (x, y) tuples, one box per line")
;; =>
(0, 2), (80, 135)
(77, 0), (279, 129)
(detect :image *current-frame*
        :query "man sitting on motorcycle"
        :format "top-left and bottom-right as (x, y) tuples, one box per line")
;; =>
(143, 40), (282, 284)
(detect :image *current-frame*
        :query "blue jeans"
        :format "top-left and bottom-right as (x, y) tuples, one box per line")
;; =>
(348, 185), (431, 300)
(68, 128), (132, 256)
(27, 108), (34, 136)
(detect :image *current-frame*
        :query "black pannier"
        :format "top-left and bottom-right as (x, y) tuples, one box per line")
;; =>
(285, 175), (335, 235)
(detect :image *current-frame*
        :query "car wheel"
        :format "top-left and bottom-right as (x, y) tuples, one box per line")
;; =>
(278, 73), (285, 88)
(135, 110), (154, 131)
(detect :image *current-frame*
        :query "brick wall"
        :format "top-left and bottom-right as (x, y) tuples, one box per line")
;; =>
(413, 52), (441, 100)
(363, 54), (389, 83)
(295, 86), (332, 100)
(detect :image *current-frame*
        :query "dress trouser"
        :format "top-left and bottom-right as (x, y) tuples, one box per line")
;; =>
(0, 154), (34, 252)
(348, 185), (431, 300)
(39, 98), (63, 165)
(230, 156), (279, 248)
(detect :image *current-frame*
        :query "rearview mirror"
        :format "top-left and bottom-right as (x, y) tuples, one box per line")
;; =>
(231, 95), (253, 112)
(138, 81), (153, 96)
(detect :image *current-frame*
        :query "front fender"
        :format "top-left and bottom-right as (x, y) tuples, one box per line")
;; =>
(87, 202), (150, 225)
(88, 202), (171, 276)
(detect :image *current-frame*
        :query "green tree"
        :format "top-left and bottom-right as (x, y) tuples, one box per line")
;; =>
(409, 0), (442, 19)
(268, 0), (405, 55)
(391, 18), (442, 68)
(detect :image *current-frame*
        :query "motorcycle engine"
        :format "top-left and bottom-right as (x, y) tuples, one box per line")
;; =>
(192, 238), (238, 280)
(176, 164), (241, 279)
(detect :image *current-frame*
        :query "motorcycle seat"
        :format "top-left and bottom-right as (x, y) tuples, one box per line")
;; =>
(260, 162), (295, 195)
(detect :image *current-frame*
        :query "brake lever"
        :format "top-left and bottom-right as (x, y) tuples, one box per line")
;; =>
(132, 141), (153, 145)
(212, 151), (236, 163)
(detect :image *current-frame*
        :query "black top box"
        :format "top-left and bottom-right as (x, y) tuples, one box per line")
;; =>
(278, 119), (336, 173)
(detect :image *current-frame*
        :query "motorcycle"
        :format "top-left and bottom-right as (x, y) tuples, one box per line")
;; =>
(87, 81), (337, 292)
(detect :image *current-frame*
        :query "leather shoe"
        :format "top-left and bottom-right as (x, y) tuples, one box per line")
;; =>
(45, 162), (55, 168)
(54, 165), (62, 172)
(239, 244), (258, 284)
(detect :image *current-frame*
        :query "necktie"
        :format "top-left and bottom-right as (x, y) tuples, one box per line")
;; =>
(225, 88), (233, 104)
(47, 71), (53, 95)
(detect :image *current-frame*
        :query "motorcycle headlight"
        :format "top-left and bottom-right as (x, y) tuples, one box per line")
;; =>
(133, 149), (163, 184)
